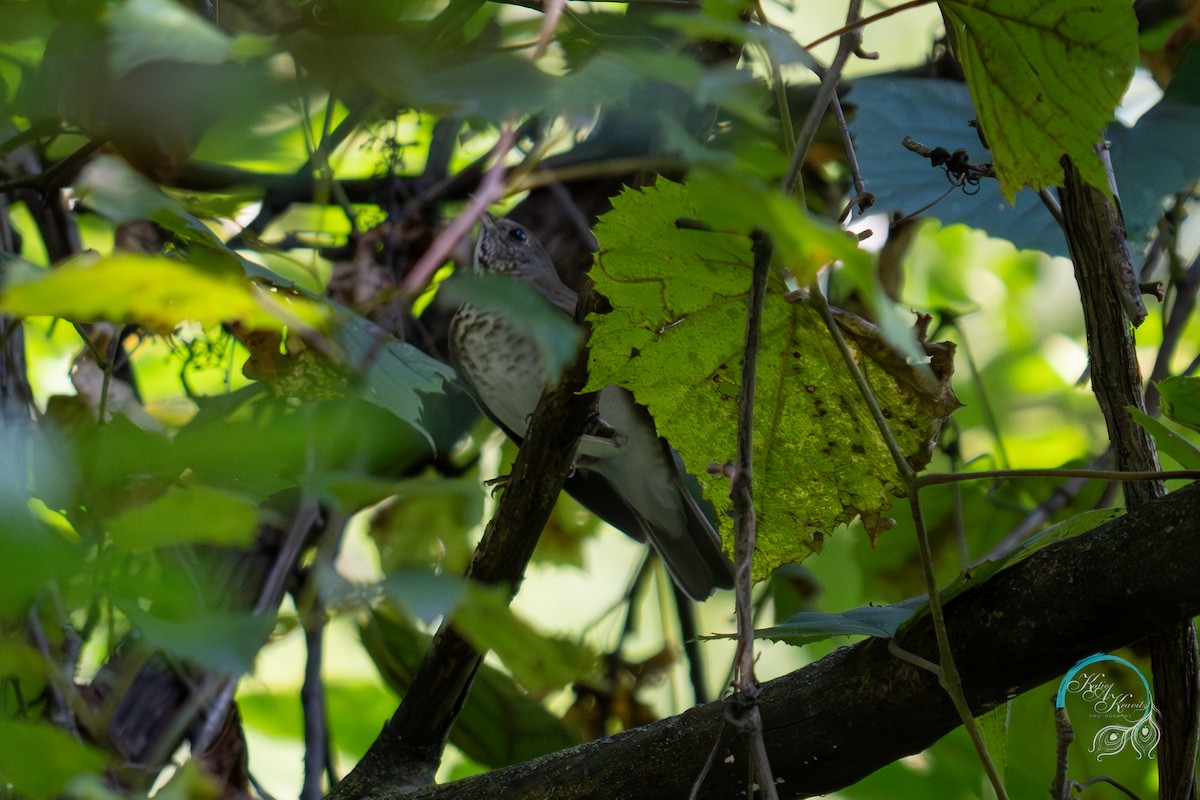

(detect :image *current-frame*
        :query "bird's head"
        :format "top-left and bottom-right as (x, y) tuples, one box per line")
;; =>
(472, 213), (578, 314)
(473, 213), (554, 278)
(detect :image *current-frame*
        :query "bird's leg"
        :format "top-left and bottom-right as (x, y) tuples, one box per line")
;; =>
(482, 473), (509, 496)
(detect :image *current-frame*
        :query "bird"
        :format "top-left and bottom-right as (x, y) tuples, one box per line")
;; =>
(448, 213), (733, 599)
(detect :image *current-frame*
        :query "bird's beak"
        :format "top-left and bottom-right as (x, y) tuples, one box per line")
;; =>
(473, 211), (497, 272)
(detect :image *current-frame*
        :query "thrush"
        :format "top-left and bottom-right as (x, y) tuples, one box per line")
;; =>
(448, 214), (733, 599)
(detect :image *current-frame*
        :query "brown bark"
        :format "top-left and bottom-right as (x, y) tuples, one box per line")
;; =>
(325, 480), (1200, 800)
(330, 302), (599, 797)
(1059, 156), (1199, 800)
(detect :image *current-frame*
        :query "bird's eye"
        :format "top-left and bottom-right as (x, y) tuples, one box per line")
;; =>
(508, 227), (528, 243)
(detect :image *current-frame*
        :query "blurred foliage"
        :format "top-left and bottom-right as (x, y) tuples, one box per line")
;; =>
(0, 2), (1196, 800)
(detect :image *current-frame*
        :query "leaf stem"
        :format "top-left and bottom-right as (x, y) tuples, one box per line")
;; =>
(809, 280), (1009, 800)
(918, 467), (1200, 488)
(723, 230), (779, 799)
(732, 231), (774, 696)
(782, 0), (864, 196)
(400, 121), (517, 296)
(804, 0), (935, 50)
(750, 0), (795, 157)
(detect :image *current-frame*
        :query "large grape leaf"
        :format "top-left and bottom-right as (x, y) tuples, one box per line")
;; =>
(586, 178), (960, 579)
(940, 0), (1138, 200)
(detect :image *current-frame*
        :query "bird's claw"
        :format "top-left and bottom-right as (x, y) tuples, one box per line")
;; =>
(484, 473), (510, 496)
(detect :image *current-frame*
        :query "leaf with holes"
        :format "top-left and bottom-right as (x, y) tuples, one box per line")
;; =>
(940, 0), (1138, 200)
(586, 176), (960, 579)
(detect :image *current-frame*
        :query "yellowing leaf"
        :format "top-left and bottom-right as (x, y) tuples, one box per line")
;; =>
(0, 253), (330, 334)
(587, 180), (959, 579)
(940, 0), (1138, 199)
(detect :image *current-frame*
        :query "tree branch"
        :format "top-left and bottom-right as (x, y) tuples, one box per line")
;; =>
(368, 480), (1200, 800)
(330, 291), (599, 796)
(1059, 154), (1199, 800)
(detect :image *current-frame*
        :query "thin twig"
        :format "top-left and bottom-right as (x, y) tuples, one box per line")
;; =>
(809, 280), (1010, 800)
(949, 319), (1010, 469)
(0, 140), (104, 194)
(400, 122), (517, 296)
(26, 606), (80, 738)
(301, 589), (328, 800)
(1038, 188), (1066, 230)
(830, 91), (870, 210)
(917, 467), (1200, 488)
(532, 0), (565, 60)
(750, 0), (795, 157)
(782, 0), (865, 196)
(727, 230), (777, 798)
(979, 452), (1112, 563)
(512, 156), (688, 193)
(804, 0), (933, 50)
(1050, 706), (1074, 800)
(1073, 775), (1147, 800)
(190, 501), (325, 757)
(731, 230), (773, 696)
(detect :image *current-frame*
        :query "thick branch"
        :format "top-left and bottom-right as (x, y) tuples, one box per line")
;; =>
(361, 480), (1200, 800)
(330, 300), (597, 796)
(1059, 156), (1198, 800)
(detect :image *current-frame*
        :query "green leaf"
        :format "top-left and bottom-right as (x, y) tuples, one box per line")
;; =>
(0, 718), (107, 800)
(106, 484), (259, 551)
(239, 682), (403, 761)
(653, 13), (814, 69)
(0, 251), (330, 334)
(124, 605), (271, 674)
(900, 506), (1122, 634)
(940, 0), (1138, 200)
(1128, 406), (1200, 469)
(332, 307), (455, 445)
(742, 600), (922, 647)
(686, 168), (866, 284)
(0, 638), (49, 678)
(107, 0), (233, 75)
(73, 156), (235, 255)
(72, 414), (180, 514)
(587, 178), (960, 578)
(1157, 375), (1200, 432)
(978, 703), (1010, 787)
(454, 585), (597, 694)
(377, 569), (466, 624)
(362, 606), (583, 768)
(174, 397), (434, 500)
(0, 515), (83, 618)
(960, 506), (1122, 591)
(756, 506), (1121, 648)
(366, 476), (482, 575)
